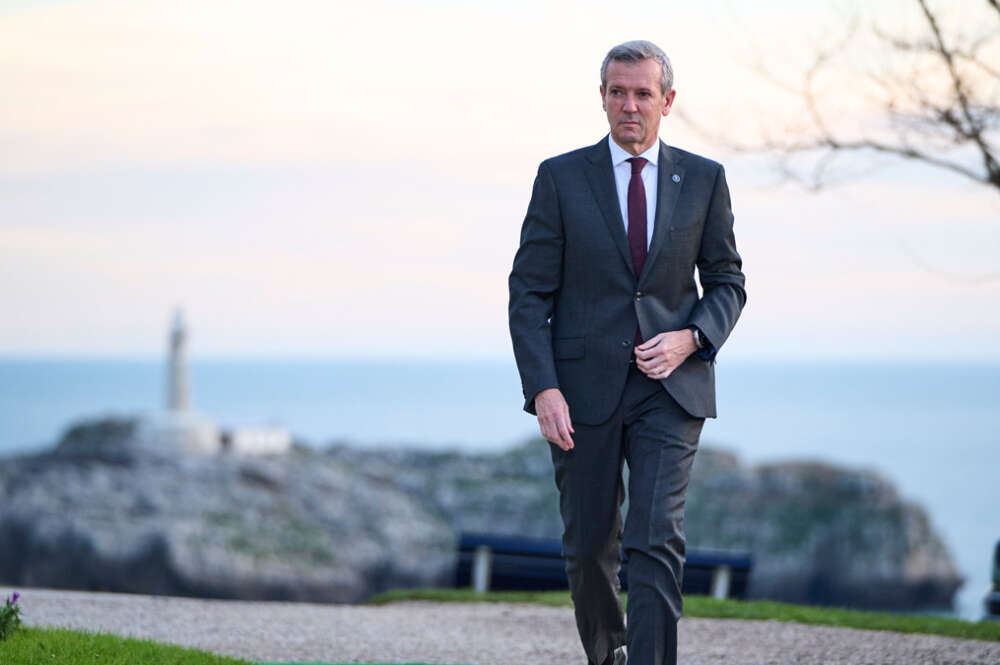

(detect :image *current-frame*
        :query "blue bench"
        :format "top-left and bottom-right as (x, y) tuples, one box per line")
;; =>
(456, 532), (752, 600)
(986, 539), (1000, 620)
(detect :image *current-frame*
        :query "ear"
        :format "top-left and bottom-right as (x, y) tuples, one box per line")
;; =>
(600, 85), (607, 111)
(662, 88), (677, 117)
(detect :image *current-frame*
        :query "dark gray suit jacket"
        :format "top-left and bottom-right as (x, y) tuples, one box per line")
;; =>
(508, 136), (746, 423)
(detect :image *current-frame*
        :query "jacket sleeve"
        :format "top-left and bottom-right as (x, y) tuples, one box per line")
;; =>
(687, 164), (747, 360)
(508, 161), (563, 414)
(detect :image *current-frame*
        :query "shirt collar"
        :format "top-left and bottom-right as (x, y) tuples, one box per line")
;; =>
(608, 134), (660, 168)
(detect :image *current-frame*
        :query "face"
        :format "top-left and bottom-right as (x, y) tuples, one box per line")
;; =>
(601, 58), (676, 155)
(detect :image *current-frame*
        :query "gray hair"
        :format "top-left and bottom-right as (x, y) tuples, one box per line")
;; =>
(600, 40), (673, 94)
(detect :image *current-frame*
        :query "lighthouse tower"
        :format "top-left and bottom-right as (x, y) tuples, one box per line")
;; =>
(130, 307), (291, 456)
(131, 306), (219, 454)
(167, 307), (190, 412)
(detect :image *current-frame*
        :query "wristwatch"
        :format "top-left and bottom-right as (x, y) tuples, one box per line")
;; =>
(688, 326), (706, 349)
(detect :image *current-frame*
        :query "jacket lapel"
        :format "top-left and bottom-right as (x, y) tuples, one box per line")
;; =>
(639, 141), (686, 286)
(584, 136), (635, 278)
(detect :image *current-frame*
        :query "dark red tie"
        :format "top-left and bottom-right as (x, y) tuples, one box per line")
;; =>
(627, 156), (648, 347)
(627, 157), (648, 277)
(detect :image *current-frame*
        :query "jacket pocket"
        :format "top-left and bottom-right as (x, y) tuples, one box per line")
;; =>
(553, 336), (585, 359)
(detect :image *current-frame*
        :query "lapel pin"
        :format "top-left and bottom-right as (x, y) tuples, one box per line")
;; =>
(672, 174), (681, 183)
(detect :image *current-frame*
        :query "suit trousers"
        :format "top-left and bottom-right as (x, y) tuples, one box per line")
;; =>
(549, 362), (705, 665)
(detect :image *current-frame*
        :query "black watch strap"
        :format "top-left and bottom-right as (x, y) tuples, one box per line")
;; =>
(689, 326), (705, 349)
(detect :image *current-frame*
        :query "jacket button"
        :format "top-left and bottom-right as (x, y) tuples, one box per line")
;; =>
(635, 291), (642, 300)
(621, 340), (631, 347)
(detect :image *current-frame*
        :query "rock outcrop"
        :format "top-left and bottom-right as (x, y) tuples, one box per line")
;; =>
(0, 416), (962, 609)
(0, 417), (455, 603)
(331, 439), (962, 610)
(684, 448), (963, 609)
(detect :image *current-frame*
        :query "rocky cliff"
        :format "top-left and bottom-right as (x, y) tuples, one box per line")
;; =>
(331, 437), (962, 609)
(0, 416), (962, 609)
(0, 417), (454, 603)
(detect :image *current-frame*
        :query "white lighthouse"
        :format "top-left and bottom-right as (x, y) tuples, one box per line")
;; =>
(130, 308), (291, 456)
(167, 307), (190, 412)
(131, 307), (218, 454)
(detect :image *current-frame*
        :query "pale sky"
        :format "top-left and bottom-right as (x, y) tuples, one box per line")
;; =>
(1, 0), (997, 361)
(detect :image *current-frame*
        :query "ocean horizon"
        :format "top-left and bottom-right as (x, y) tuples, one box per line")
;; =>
(1, 355), (997, 620)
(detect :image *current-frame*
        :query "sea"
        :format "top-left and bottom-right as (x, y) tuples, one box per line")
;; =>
(0, 356), (997, 620)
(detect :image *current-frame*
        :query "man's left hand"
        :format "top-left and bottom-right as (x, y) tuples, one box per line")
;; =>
(634, 329), (697, 380)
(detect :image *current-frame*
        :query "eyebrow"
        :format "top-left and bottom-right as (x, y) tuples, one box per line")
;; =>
(608, 84), (653, 93)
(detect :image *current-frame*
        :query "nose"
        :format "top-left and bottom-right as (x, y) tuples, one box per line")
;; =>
(623, 93), (638, 112)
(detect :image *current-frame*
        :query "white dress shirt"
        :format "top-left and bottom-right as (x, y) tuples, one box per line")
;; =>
(608, 135), (659, 249)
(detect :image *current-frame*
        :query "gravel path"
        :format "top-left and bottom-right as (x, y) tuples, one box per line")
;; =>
(4, 587), (999, 665)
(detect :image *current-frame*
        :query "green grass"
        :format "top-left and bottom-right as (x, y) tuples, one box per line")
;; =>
(368, 588), (1000, 642)
(0, 626), (253, 664)
(0, 626), (459, 665)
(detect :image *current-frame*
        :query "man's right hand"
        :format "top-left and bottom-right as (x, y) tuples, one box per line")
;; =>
(534, 388), (575, 451)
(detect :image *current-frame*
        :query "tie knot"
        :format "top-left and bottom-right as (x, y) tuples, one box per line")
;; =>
(627, 157), (647, 174)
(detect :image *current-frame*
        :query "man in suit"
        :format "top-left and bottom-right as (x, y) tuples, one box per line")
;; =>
(508, 40), (746, 665)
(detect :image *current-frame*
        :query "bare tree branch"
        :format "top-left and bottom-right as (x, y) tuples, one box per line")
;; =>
(712, 0), (1000, 192)
(898, 239), (1000, 285)
(915, 0), (999, 180)
(810, 137), (988, 183)
(872, 27), (1000, 80)
(682, 1), (1000, 281)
